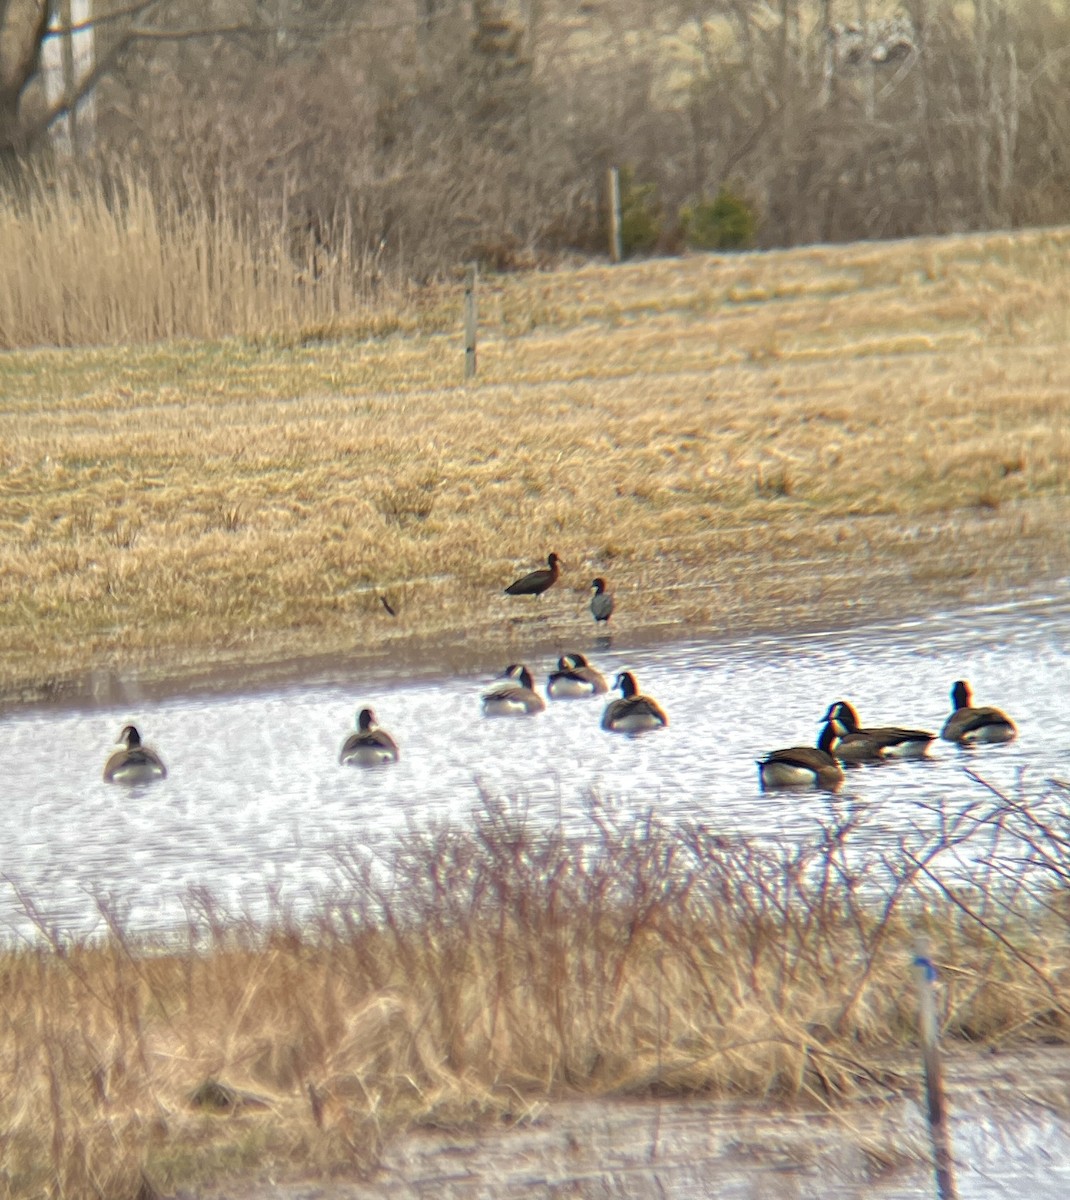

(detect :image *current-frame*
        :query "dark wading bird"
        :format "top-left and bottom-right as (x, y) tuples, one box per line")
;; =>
(482, 664), (546, 716)
(547, 652), (609, 699)
(601, 671), (668, 733)
(339, 708), (399, 766)
(823, 699), (935, 763)
(758, 719), (846, 791)
(103, 724), (168, 784)
(504, 553), (562, 599)
(940, 680), (1017, 745)
(590, 578), (614, 623)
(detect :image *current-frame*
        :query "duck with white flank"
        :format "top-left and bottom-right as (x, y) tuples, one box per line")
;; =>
(103, 724), (168, 784)
(504, 553), (562, 599)
(339, 708), (400, 765)
(590, 578), (614, 623)
(940, 680), (1017, 745)
(758, 719), (846, 791)
(546, 652), (609, 699)
(601, 671), (667, 732)
(823, 699), (935, 762)
(482, 664), (546, 716)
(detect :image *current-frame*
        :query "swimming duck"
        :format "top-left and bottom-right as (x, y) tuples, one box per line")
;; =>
(504, 553), (562, 598)
(339, 708), (399, 765)
(601, 671), (667, 732)
(824, 699), (935, 762)
(482, 664), (546, 715)
(103, 724), (168, 784)
(940, 680), (1017, 745)
(546, 652), (609, 699)
(758, 720), (846, 791)
(590, 578), (614, 623)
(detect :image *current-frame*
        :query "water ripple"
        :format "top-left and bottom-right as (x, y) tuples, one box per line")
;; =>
(2, 587), (1068, 938)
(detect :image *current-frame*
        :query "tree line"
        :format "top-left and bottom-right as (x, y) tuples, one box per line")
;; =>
(2, 0), (1069, 281)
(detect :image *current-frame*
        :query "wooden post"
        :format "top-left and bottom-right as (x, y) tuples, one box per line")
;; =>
(914, 950), (958, 1200)
(464, 262), (478, 380)
(607, 166), (622, 263)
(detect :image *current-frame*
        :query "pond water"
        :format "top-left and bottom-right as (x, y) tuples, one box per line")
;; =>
(1, 586), (1068, 940)
(348, 1046), (1070, 1200)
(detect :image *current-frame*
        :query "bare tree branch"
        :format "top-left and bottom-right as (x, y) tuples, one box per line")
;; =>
(41, 0), (159, 38)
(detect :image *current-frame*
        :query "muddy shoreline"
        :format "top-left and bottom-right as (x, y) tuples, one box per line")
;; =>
(191, 1045), (1070, 1199)
(5, 500), (1067, 715)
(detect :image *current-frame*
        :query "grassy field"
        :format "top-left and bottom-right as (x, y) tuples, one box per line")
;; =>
(2, 228), (1070, 701)
(3, 228), (1070, 1195)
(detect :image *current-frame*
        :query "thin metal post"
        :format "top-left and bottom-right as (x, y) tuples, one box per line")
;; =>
(607, 166), (622, 263)
(914, 950), (958, 1200)
(464, 261), (478, 380)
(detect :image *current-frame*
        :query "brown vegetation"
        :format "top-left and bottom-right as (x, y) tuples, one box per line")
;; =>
(7, 1), (1070, 276)
(4, 784), (1070, 1197)
(1, 228), (1069, 699)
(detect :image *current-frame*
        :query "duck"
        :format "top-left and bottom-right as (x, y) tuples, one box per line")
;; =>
(504, 553), (562, 599)
(546, 652), (609, 699)
(482, 664), (546, 715)
(940, 680), (1017, 745)
(339, 708), (399, 765)
(590, 578), (614, 623)
(758, 719), (846, 791)
(103, 724), (168, 784)
(824, 699), (935, 762)
(601, 671), (667, 732)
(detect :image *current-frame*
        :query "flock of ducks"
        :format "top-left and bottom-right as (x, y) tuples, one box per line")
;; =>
(101, 553), (621, 783)
(100, 654), (668, 783)
(98, 552), (1018, 791)
(478, 658), (669, 733)
(758, 680), (1018, 791)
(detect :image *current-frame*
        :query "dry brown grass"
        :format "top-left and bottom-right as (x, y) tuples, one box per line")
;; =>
(4, 786), (1070, 1197)
(2, 226), (1070, 698)
(0, 171), (423, 349)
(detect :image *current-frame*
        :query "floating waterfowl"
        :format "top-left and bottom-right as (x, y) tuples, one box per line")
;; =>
(103, 724), (168, 784)
(824, 699), (935, 762)
(758, 720), (845, 791)
(546, 652), (609, 699)
(590, 578), (614, 623)
(940, 680), (1017, 745)
(339, 708), (399, 765)
(482, 664), (546, 716)
(601, 671), (667, 732)
(504, 553), (562, 599)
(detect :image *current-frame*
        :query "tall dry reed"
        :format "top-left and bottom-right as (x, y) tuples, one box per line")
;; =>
(0, 167), (405, 349)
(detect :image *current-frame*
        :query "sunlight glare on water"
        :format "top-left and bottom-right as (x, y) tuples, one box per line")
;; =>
(1, 587), (1068, 938)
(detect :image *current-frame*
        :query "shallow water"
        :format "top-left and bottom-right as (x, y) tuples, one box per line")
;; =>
(2, 586), (1068, 939)
(200, 1046), (1070, 1199)
(355, 1049), (1070, 1200)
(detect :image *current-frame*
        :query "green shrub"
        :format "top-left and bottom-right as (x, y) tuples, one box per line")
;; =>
(683, 186), (757, 251)
(617, 167), (662, 257)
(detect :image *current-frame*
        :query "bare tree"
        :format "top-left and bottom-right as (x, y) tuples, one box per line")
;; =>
(6, 0), (1070, 283)
(0, 0), (49, 161)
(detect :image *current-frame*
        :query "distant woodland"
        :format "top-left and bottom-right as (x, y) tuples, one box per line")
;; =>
(3, 1), (1069, 278)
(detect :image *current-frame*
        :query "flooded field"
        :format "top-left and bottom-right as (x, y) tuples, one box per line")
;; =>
(1, 585), (1067, 940)
(195, 1046), (1070, 1200)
